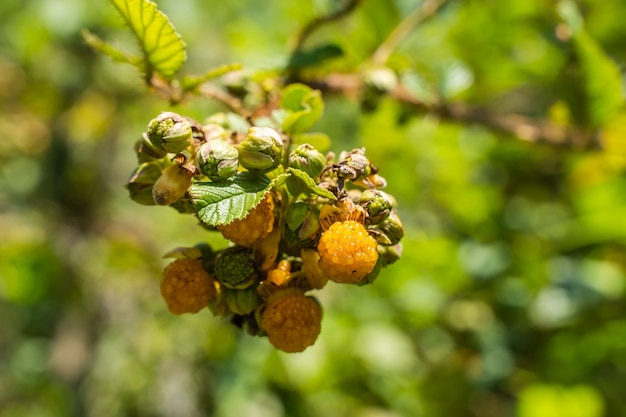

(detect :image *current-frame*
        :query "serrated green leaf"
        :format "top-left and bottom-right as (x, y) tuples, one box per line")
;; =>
(268, 172), (291, 190)
(292, 132), (332, 153)
(109, 0), (186, 80)
(286, 168), (336, 200)
(280, 84), (324, 134)
(82, 29), (141, 66)
(189, 172), (271, 227)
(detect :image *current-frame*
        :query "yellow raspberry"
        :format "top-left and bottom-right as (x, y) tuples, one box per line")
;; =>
(317, 220), (378, 284)
(160, 258), (217, 315)
(261, 288), (322, 353)
(217, 194), (274, 247)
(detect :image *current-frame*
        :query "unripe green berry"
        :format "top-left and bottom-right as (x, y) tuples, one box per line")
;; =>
(360, 189), (393, 224)
(214, 246), (258, 289)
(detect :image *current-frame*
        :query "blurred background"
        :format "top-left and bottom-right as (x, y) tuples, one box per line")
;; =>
(2, 0), (626, 416)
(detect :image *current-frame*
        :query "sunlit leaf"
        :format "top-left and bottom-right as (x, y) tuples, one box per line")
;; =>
(189, 172), (271, 227)
(109, 0), (186, 80)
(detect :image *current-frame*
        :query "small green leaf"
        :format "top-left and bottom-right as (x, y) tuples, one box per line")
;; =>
(109, 0), (186, 80)
(189, 172), (271, 227)
(286, 44), (343, 70)
(280, 84), (324, 134)
(281, 84), (314, 112)
(292, 132), (332, 153)
(82, 29), (141, 66)
(286, 168), (336, 200)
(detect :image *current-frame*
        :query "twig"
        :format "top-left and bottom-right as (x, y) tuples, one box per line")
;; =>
(305, 73), (595, 148)
(198, 84), (248, 117)
(291, 0), (362, 52)
(371, 0), (452, 66)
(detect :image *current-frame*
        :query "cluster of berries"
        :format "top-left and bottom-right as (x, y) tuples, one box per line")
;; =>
(127, 108), (404, 353)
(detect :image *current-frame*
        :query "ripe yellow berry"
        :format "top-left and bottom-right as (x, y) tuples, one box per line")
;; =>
(217, 194), (274, 247)
(160, 258), (217, 315)
(261, 288), (322, 353)
(317, 220), (378, 284)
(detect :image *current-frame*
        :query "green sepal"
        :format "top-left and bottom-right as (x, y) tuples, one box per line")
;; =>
(285, 168), (336, 200)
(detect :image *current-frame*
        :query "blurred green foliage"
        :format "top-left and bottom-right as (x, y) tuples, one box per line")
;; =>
(2, 0), (626, 416)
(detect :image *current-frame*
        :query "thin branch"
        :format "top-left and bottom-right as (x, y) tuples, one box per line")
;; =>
(371, 0), (452, 66)
(305, 73), (595, 148)
(291, 0), (361, 52)
(198, 84), (248, 117)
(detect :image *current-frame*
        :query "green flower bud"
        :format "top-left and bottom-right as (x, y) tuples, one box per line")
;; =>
(135, 133), (167, 162)
(237, 126), (284, 173)
(147, 112), (193, 153)
(152, 163), (193, 205)
(126, 161), (163, 205)
(197, 139), (239, 180)
(380, 242), (402, 265)
(284, 202), (321, 248)
(288, 144), (326, 178)
(360, 189), (393, 224)
(214, 246), (258, 289)
(375, 211), (404, 246)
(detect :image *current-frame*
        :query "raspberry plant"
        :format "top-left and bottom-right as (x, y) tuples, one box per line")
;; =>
(86, 0), (404, 352)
